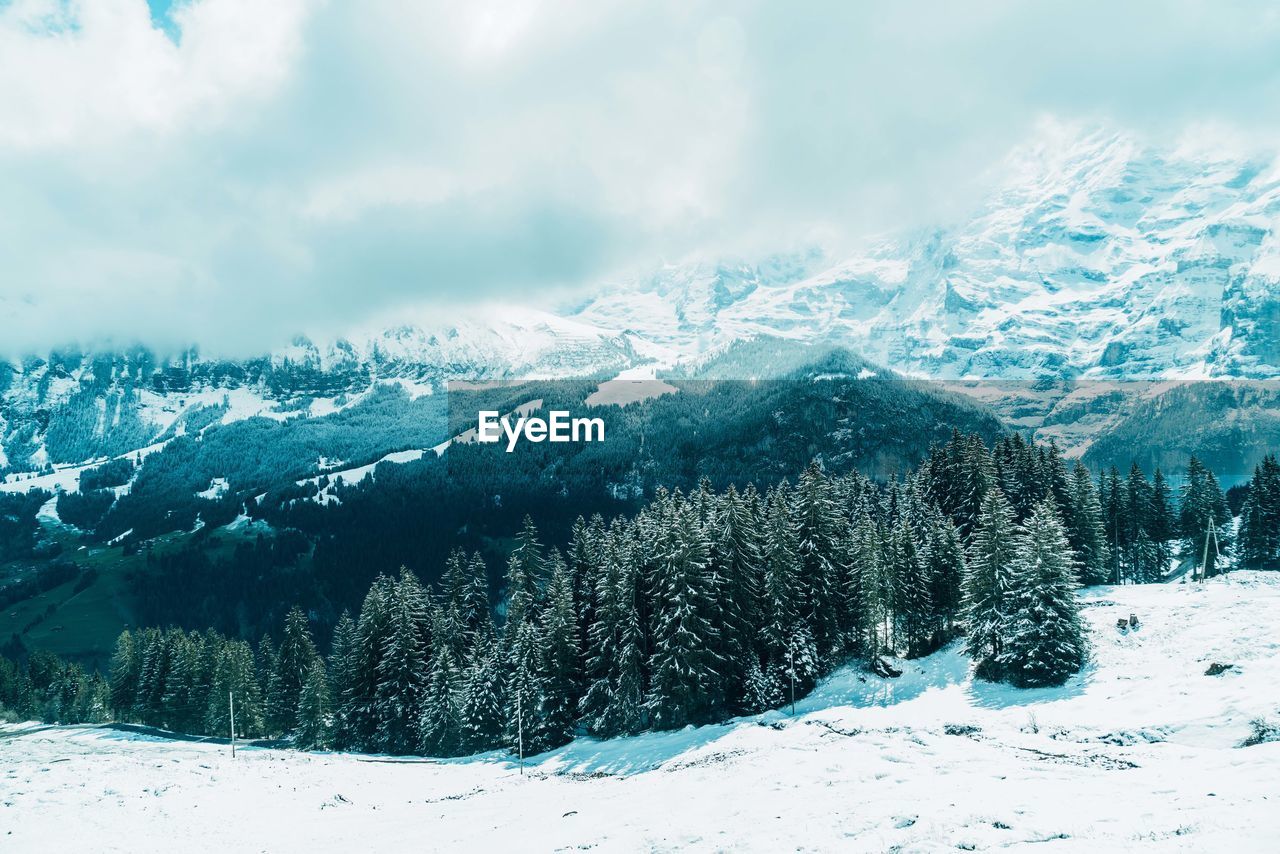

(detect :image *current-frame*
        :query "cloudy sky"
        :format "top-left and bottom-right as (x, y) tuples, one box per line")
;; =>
(2, 0), (1279, 356)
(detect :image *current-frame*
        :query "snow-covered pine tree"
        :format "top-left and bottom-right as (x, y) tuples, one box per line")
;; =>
(206, 639), (264, 738)
(462, 552), (494, 645)
(890, 518), (933, 658)
(760, 488), (818, 702)
(792, 461), (847, 662)
(645, 495), (724, 729)
(1239, 454), (1280, 569)
(580, 521), (646, 738)
(1068, 461), (1110, 585)
(536, 549), (581, 750)
(347, 575), (394, 749)
(924, 512), (965, 643)
(418, 644), (463, 756)
(1099, 466), (1125, 584)
(1149, 468), (1177, 577)
(134, 629), (172, 727)
(372, 573), (430, 754)
(459, 637), (506, 753)
(1124, 463), (1155, 583)
(1040, 442), (1074, 518)
(961, 487), (1018, 679)
(706, 483), (764, 712)
(505, 516), (546, 633)
(956, 434), (998, 538)
(505, 617), (548, 755)
(566, 516), (599, 653)
(437, 549), (470, 656)
(108, 629), (140, 721)
(327, 611), (359, 748)
(1180, 455), (1230, 575)
(160, 631), (196, 732)
(296, 658), (333, 750)
(996, 499), (1088, 687)
(267, 606), (319, 736)
(845, 510), (883, 657)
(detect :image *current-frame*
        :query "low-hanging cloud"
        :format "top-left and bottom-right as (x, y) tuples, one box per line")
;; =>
(2, 0), (1280, 357)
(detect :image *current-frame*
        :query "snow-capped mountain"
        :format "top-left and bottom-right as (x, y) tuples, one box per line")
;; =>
(4, 125), (1280, 475)
(567, 126), (1280, 381)
(0, 307), (640, 473)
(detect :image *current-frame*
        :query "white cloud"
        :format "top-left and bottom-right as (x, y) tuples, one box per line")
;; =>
(0, 0), (306, 148)
(1, 0), (1279, 356)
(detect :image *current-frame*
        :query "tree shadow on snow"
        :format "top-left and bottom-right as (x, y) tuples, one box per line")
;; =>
(964, 662), (1093, 709)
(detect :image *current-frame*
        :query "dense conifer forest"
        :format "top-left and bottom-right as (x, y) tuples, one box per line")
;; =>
(6, 432), (1268, 761)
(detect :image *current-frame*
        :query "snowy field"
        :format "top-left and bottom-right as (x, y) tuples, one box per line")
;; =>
(4, 574), (1279, 852)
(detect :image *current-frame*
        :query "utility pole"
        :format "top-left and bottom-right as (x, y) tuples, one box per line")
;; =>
(229, 690), (236, 760)
(1199, 513), (1219, 583)
(516, 691), (524, 776)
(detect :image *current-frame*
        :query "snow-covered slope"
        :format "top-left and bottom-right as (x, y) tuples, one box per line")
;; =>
(4, 574), (1278, 852)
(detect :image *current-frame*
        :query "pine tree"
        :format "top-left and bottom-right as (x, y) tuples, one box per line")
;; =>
(1068, 462), (1110, 585)
(1238, 454), (1280, 569)
(1124, 463), (1155, 583)
(537, 550), (581, 750)
(955, 434), (997, 539)
(924, 513), (965, 643)
(162, 632), (205, 733)
(580, 522), (646, 738)
(134, 629), (172, 727)
(846, 511), (883, 657)
(996, 499), (1088, 687)
(792, 461), (847, 661)
(419, 644), (463, 756)
(505, 618), (547, 755)
(296, 658), (333, 750)
(504, 516), (545, 632)
(372, 573), (430, 754)
(890, 518), (933, 658)
(962, 487), (1018, 679)
(462, 552), (494, 644)
(760, 489), (817, 700)
(109, 630), (140, 721)
(207, 639), (264, 738)
(459, 637), (506, 753)
(327, 611), (359, 748)
(1180, 455), (1230, 575)
(645, 497), (724, 729)
(706, 484), (764, 712)
(1149, 468), (1177, 577)
(346, 576), (393, 749)
(268, 606), (319, 736)
(1100, 467), (1125, 584)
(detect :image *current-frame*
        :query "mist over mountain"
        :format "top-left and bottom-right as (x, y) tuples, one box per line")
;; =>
(4, 126), (1280, 477)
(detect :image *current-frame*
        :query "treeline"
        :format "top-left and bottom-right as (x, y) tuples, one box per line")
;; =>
(1096, 455), (1230, 583)
(1238, 454), (1280, 570)
(0, 432), (1061, 748)
(0, 431), (1256, 759)
(0, 649), (109, 725)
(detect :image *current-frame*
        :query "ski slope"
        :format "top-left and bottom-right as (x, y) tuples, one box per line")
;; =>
(3, 575), (1279, 852)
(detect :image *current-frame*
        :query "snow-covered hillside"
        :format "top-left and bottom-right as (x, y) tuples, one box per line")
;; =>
(4, 574), (1278, 852)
